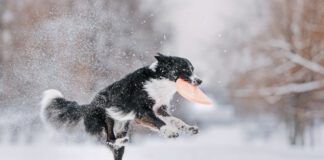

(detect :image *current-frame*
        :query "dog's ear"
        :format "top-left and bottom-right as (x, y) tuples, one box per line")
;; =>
(155, 52), (167, 62)
(157, 52), (165, 57)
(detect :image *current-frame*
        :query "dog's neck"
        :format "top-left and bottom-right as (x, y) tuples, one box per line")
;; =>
(144, 78), (176, 109)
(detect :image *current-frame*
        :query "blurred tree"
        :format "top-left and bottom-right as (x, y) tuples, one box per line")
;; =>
(230, 0), (324, 146)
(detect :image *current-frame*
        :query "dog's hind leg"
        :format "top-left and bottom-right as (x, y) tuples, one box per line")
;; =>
(83, 107), (125, 160)
(106, 119), (125, 160)
(82, 107), (123, 147)
(114, 121), (130, 144)
(108, 121), (130, 160)
(106, 119), (130, 147)
(103, 117), (127, 160)
(110, 147), (125, 160)
(105, 117), (117, 144)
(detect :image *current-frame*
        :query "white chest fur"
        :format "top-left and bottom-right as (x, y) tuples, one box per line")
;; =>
(144, 78), (176, 112)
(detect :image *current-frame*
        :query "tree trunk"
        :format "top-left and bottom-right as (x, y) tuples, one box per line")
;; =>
(288, 93), (310, 146)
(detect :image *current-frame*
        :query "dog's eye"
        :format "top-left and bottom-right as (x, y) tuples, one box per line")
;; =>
(182, 69), (191, 76)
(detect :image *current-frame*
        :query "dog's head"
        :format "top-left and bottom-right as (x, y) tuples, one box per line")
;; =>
(151, 53), (202, 86)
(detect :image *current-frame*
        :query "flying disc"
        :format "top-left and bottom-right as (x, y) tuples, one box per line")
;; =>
(176, 78), (213, 106)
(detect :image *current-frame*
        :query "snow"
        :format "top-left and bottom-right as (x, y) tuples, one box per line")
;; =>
(1, 126), (323, 160)
(2, 30), (11, 44)
(2, 9), (14, 23)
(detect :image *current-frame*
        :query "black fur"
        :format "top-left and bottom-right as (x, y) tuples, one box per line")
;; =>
(45, 98), (85, 128)
(41, 53), (202, 160)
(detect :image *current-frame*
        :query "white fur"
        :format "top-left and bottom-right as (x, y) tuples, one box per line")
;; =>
(41, 89), (63, 109)
(105, 107), (136, 121)
(40, 89), (63, 124)
(159, 125), (179, 138)
(190, 74), (199, 83)
(114, 136), (129, 146)
(159, 116), (198, 134)
(149, 61), (158, 72)
(113, 120), (129, 135)
(107, 136), (129, 149)
(144, 78), (176, 112)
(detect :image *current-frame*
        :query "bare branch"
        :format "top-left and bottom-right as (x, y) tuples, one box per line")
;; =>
(234, 79), (324, 97)
(284, 52), (324, 75)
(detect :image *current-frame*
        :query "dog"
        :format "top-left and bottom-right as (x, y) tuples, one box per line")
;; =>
(40, 53), (202, 160)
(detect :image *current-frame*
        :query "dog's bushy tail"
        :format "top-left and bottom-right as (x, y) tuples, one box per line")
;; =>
(40, 89), (63, 123)
(40, 89), (87, 131)
(41, 89), (64, 109)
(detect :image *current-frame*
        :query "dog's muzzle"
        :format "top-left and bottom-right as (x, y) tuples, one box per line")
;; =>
(190, 75), (202, 86)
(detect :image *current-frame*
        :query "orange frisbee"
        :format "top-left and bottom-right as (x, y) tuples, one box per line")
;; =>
(176, 78), (213, 106)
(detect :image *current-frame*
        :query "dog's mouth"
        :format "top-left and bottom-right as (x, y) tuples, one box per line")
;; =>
(175, 78), (212, 106)
(178, 76), (191, 84)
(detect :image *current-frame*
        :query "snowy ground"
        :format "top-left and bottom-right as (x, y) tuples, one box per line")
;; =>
(1, 125), (323, 160)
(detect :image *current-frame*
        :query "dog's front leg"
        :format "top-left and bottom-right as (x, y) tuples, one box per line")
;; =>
(135, 110), (179, 138)
(156, 106), (199, 135)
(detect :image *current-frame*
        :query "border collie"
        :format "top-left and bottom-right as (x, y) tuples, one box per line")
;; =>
(40, 53), (202, 160)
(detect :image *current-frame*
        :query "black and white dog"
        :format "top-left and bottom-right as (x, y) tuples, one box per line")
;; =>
(40, 53), (202, 160)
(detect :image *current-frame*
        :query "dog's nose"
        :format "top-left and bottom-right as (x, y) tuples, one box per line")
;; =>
(194, 78), (202, 86)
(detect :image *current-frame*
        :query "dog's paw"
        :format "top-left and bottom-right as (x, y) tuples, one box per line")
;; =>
(107, 137), (129, 149)
(167, 117), (197, 135)
(187, 126), (199, 135)
(160, 126), (179, 138)
(176, 124), (199, 135)
(115, 136), (129, 146)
